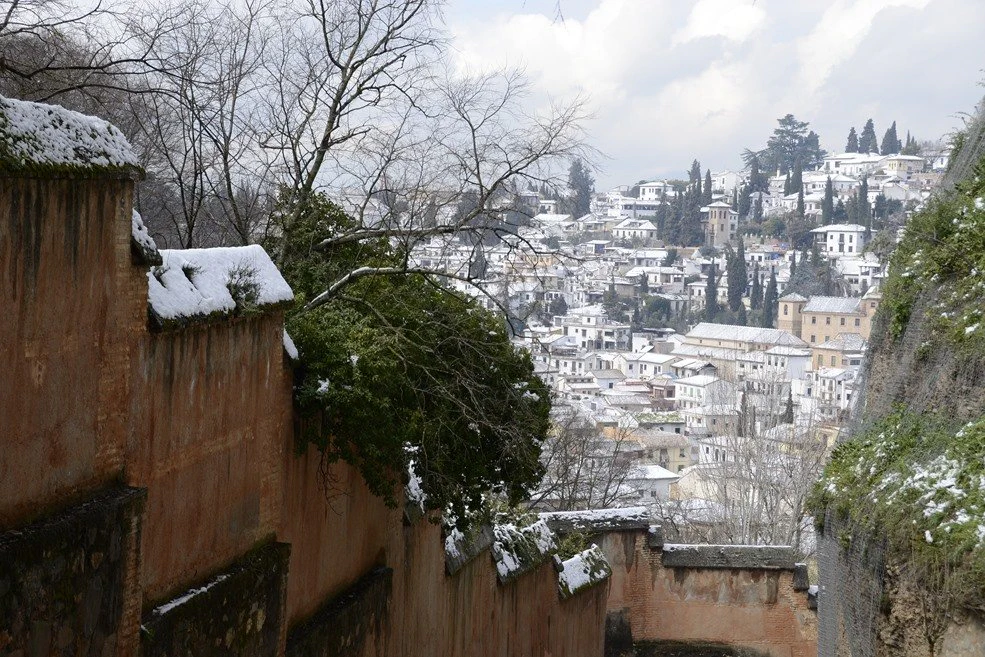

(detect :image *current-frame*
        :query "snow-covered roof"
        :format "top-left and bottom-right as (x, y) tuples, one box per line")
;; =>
(765, 345), (811, 357)
(627, 464), (680, 481)
(0, 95), (141, 174)
(686, 323), (809, 348)
(815, 333), (867, 351)
(810, 223), (867, 233)
(802, 296), (862, 314)
(147, 245), (294, 329)
(779, 292), (807, 302)
(674, 374), (719, 387)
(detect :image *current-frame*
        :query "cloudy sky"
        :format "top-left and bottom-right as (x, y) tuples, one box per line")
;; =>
(444, 0), (984, 189)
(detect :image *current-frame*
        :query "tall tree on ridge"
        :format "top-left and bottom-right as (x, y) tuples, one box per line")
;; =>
(846, 127), (859, 153)
(880, 121), (902, 155)
(703, 169), (713, 205)
(859, 119), (878, 153)
(568, 158), (595, 217)
(750, 263), (762, 310)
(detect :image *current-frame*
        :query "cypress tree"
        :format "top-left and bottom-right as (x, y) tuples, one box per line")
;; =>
(726, 243), (746, 312)
(750, 263), (762, 310)
(858, 177), (870, 225)
(846, 127), (859, 153)
(737, 304), (747, 326)
(783, 173), (792, 195)
(880, 121), (901, 155)
(703, 169), (713, 205)
(790, 251), (797, 278)
(796, 187), (805, 219)
(705, 261), (719, 322)
(753, 195), (763, 222)
(821, 176), (834, 225)
(859, 119), (878, 153)
(790, 159), (803, 195)
(762, 271), (778, 328)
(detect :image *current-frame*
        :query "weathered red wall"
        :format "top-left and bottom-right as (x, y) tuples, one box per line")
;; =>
(602, 532), (817, 657)
(0, 176), (139, 529)
(127, 314), (292, 603)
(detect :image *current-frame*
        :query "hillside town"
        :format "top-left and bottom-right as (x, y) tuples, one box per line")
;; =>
(406, 144), (948, 551)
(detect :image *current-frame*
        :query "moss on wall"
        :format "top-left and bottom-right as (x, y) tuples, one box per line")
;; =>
(141, 541), (290, 657)
(0, 486), (145, 656)
(285, 567), (392, 657)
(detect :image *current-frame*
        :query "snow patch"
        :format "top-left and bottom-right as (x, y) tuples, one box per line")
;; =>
(282, 330), (298, 360)
(147, 245), (293, 325)
(152, 574), (229, 616)
(557, 544), (611, 599)
(0, 95), (139, 170)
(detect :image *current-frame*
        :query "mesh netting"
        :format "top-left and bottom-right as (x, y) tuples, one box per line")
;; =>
(817, 94), (985, 657)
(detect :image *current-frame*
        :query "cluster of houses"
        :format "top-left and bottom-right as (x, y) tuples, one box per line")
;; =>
(404, 148), (921, 530)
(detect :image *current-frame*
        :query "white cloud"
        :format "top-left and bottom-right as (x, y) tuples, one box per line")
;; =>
(671, 0), (766, 46)
(447, 0), (981, 187)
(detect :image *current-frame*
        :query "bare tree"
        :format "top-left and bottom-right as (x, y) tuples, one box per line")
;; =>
(527, 407), (640, 512)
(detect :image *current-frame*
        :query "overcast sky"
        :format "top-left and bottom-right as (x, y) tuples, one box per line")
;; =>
(445, 0), (984, 189)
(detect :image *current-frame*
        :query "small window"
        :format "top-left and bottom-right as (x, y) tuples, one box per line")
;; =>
(855, 318), (861, 327)
(812, 316), (817, 325)
(826, 317), (831, 325)
(840, 317), (846, 326)
(810, 335), (816, 343)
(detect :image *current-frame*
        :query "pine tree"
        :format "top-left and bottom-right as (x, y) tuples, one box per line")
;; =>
(846, 127), (859, 153)
(859, 119), (878, 153)
(880, 121), (901, 155)
(750, 263), (762, 310)
(705, 261), (719, 322)
(762, 271), (778, 328)
(703, 169), (713, 205)
(821, 176), (834, 225)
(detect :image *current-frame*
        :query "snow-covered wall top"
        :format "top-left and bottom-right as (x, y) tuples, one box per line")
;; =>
(539, 506), (651, 533)
(490, 519), (556, 584)
(556, 545), (611, 600)
(131, 210), (162, 266)
(147, 245), (294, 330)
(0, 96), (141, 174)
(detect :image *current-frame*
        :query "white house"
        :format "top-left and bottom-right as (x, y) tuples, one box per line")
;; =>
(613, 218), (660, 241)
(674, 375), (735, 410)
(810, 223), (869, 257)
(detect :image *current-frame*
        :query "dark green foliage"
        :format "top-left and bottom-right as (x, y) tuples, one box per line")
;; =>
(748, 155), (768, 193)
(750, 263), (762, 310)
(901, 131), (921, 155)
(880, 120), (902, 155)
(705, 261), (719, 322)
(808, 409), (985, 613)
(751, 114), (826, 174)
(796, 188), (804, 219)
(726, 242), (746, 312)
(821, 177), (834, 224)
(762, 271), (777, 327)
(568, 158), (595, 217)
(702, 169), (713, 205)
(859, 118), (878, 153)
(277, 192), (550, 519)
(846, 127), (859, 153)
(662, 248), (678, 267)
(548, 295), (568, 317)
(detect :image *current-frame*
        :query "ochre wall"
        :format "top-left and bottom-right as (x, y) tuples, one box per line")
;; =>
(0, 176), (139, 529)
(602, 532), (817, 657)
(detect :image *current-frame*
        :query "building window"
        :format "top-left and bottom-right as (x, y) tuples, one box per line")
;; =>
(783, 305), (788, 316)
(840, 317), (846, 326)
(831, 355), (836, 365)
(826, 316), (831, 325)
(812, 316), (817, 325)
(855, 318), (861, 327)
(811, 335), (816, 343)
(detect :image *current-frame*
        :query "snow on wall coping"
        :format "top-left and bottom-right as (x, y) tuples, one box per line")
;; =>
(444, 525), (494, 576)
(556, 545), (611, 600)
(147, 245), (293, 330)
(539, 506), (651, 533)
(0, 95), (141, 174)
(491, 519), (556, 584)
(131, 210), (162, 266)
(660, 543), (797, 570)
(283, 330), (298, 361)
